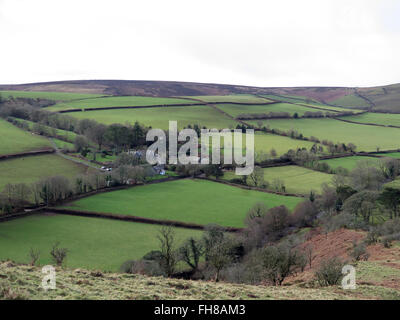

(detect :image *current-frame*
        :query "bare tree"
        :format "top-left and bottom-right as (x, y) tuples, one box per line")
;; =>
(29, 248), (40, 266)
(207, 238), (234, 282)
(157, 226), (177, 277)
(179, 237), (204, 272)
(303, 245), (316, 269)
(50, 242), (68, 266)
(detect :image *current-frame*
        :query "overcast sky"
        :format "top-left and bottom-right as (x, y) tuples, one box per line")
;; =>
(0, 0), (399, 87)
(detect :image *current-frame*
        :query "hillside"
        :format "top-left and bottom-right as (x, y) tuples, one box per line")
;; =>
(2, 80), (400, 112)
(1, 228), (400, 300)
(0, 259), (397, 300)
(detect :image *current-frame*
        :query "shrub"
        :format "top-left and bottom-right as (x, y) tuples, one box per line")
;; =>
(315, 257), (344, 286)
(350, 241), (369, 261)
(260, 243), (306, 286)
(120, 259), (165, 276)
(365, 227), (380, 245)
(29, 248), (40, 266)
(50, 242), (68, 266)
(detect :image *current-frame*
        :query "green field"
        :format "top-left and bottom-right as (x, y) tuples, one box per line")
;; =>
(51, 138), (75, 150)
(0, 214), (201, 271)
(66, 105), (238, 129)
(320, 156), (380, 171)
(262, 166), (333, 194)
(187, 95), (271, 103)
(10, 117), (77, 143)
(223, 165), (332, 195)
(0, 118), (52, 156)
(47, 96), (193, 111)
(0, 154), (88, 191)
(260, 94), (320, 104)
(217, 103), (320, 118)
(377, 152), (400, 159)
(62, 179), (302, 228)
(252, 132), (322, 156)
(0, 90), (105, 101)
(330, 94), (368, 109)
(248, 118), (400, 152)
(340, 113), (400, 127)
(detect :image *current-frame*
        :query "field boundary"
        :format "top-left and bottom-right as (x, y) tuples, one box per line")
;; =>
(254, 94), (364, 114)
(0, 148), (55, 161)
(56, 101), (280, 113)
(0, 207), (47, 223)
(0, 176), (186, 223)
(47, 208), (242, 232)
(333, 116), (400, 129)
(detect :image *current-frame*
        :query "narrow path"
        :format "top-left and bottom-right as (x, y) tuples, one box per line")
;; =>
(354, 88), (376, 110)
(48, 138), (101, 170)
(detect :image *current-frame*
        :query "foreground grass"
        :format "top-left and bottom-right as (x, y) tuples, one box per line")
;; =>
(0, 118), (52, 156)
(0, 214), (201, 271)
(0, 154), (87, 191)
(1, 261), (398, 300)
(67, 105), (238, 129)
(248, 118), (400, 152)
(47, 96), (192, 111)
(62, 179), (302, 228)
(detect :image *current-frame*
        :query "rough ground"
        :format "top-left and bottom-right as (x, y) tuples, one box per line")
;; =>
(0, 258), (399, 300)
(286, 228), (400, 299)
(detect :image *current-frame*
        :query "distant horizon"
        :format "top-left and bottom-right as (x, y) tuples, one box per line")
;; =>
(1, 78), (399, 90)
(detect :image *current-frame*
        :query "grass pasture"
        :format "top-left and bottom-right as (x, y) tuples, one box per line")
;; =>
(0, 214), (201, 271)
(61, 179), (302, 228)
(340, 112), (400, 127)
(320, 156), (380, 171)
(0, 154), (88, 191)
(261, 166), (333, 194)
(10, 117), (77, 143)
(0, 118), (52, 156)
(52, 138), (75, 150)
(0, 90), (104, 101)
(47, 96), (193, 112)
(377, 152), (400, 159)
(260, 94), (320, 105)
(249, 118), (400, 152)
(66, 105), (238, 129)
(223, 165), (333, 195)
(252, 132), (321, 156)
(187, 95), (271, 104)
(330, 94), (368, 109)
(217, 103), (321, 118)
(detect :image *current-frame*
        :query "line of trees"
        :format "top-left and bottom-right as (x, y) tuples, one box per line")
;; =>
(236, 110), (355, 121)
(0, 153), (162, 214)
(0, 101), (149, 153)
